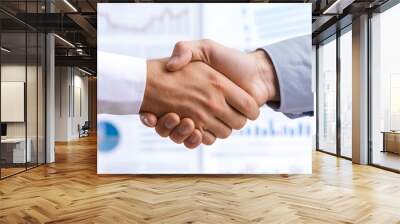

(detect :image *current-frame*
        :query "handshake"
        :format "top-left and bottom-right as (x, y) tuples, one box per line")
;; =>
(139, 39), (280, 148)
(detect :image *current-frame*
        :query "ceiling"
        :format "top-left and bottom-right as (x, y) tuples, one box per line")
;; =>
(0, 0), (393, 74)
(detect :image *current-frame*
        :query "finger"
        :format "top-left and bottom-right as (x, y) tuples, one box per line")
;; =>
(166, 40), (210, 71)
(184, 129), (202, 149)
(202, 130), (216, 145)
(204, 117), (232, 139)
(139, 112), (158, 127)
(170, 118), (195, 144)
(166, 41), (194, 71)
(215, 100), (247, 130)
(155, 113), (180, 137)
(219, 76), (260, 120)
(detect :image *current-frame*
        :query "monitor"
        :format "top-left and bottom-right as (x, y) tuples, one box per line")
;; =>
(1, 123), (7, 137)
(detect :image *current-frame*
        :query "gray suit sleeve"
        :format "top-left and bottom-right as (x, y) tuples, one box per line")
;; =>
(260, 35), (314, 118)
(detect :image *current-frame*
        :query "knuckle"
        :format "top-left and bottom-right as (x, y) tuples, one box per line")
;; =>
(181, 118), (194, 130)
(213, 80), (223, 92)
(193, 110), (206, 124)
(174, 41), (187, 51)
(201, 39), (214, 48)
(204, 99), (220, 114)
(206, 71), (218, 84)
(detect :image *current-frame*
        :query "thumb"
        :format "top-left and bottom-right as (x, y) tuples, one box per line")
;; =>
(139, 112), (158, 127)
(166, 41), (196, 71)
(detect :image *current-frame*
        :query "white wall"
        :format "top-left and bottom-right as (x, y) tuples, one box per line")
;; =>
(1, 65), (41, 138)
(55, 66), (69, 141)
(1, 65), (26, 137)
(55, 67), (89, 141)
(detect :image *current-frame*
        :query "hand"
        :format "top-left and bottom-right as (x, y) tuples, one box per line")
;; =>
(140, 58), (260, 145)
(167, 39), (279, 105)
(141, 40), (280, 148)
(140, 112), (203, 149)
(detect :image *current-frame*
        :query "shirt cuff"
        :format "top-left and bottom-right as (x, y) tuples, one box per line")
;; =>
(98, 51), (147, 115)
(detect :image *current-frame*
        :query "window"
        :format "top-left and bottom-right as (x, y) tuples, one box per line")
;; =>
(370, 3), (400, 171)
(318, 36), (337, 155)
(339, 28), (352, 158)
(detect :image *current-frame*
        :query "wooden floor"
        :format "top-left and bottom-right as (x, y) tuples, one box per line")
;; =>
(1, 136), (400, 224)
(1, 167), (26, 178)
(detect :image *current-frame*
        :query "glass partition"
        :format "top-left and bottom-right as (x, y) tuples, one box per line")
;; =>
(1, 31), (28, 177)
(38, 32), (45, 165)
(339, 28), (352, 158)
(27, 30), (38, 169)
(0, 1), (46, 179)
(317, 36), (337, 155)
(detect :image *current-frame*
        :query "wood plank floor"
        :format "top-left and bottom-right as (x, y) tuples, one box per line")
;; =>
(1, 135), (400, 224)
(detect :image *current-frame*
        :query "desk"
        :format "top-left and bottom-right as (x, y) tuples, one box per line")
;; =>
(1, 138), (31, 163)
(382, 131), (400, 154)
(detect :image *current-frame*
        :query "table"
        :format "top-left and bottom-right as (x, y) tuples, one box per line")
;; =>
(381, 131), (400, 154)
(1, 138), (31, 164)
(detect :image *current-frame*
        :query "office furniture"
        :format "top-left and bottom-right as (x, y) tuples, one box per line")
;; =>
(1, 82), (25, 122)
(79, 121), (90, 138)
(382, 131), (400, 154)
(0, 138), (31, 165)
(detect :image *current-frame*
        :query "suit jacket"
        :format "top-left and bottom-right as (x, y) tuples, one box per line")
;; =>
(262, 35), (313, 118)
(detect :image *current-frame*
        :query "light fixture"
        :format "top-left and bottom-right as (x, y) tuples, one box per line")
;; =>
(78, 67), (93, 76)
(322, 0), (354, 15)
(1, 47), (11, 53)
(76, 48), (85, 55)
(54, 34), (75, 48)
(63, 0), (78, 12)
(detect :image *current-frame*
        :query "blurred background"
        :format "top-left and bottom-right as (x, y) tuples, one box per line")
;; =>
(97, 3), (313, 174)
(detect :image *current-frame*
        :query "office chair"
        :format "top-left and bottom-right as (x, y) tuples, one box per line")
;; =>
(79, 121), (90, 138)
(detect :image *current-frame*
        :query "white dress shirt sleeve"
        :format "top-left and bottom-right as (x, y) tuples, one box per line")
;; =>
(97, 51), (147, 115)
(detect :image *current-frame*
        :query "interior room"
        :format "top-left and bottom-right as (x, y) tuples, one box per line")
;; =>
(1, 0), (400, 223)
(0, 23), (46, 178)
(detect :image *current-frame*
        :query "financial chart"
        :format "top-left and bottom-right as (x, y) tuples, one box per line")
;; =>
(98, 3), (313, 174)
(98, 4), (201, 58)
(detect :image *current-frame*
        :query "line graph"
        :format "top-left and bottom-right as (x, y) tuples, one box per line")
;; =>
(98, 8), (192, 35)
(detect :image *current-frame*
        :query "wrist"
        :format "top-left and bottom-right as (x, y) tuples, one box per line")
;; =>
(140, 59), (161, 113)
(251, 50), (280, 103)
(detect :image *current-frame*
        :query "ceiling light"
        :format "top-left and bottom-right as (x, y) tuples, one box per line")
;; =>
(1, 47), (11, 53)
(323, 0), (354, 15)
(54, 34), (75, 48)
(63, 0), (78, 12)
(78, 67), (92, 76)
